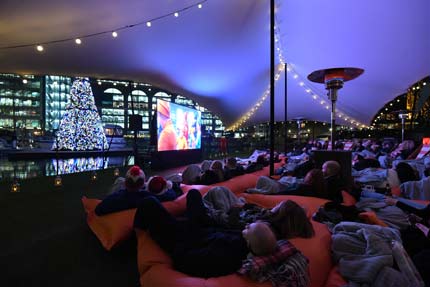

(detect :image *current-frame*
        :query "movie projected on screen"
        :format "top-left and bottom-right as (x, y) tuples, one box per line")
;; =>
(156, 99), (202, 152)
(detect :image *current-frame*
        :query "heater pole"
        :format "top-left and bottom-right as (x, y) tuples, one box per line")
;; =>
(269, 0), (275, 175)
(284, 63), (288, 153)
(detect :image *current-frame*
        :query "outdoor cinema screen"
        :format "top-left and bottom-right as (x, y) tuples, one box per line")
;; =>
(156, 99), (202, 152)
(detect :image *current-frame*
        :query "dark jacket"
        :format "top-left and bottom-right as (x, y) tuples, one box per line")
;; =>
(151, 188), (180, 202)
(324, 175), (348, 203)
(172, 227), (249, 277)
(95, 188), (179, 216)
(133, 194), (249, 278)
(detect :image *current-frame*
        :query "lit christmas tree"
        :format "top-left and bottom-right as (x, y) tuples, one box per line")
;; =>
(52, 78), (108, 151)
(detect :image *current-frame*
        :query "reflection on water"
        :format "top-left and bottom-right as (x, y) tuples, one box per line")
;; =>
(0, 156), (134, 181)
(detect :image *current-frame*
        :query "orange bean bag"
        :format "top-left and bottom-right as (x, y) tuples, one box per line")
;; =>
(82, 196), (136, 250)
(82, 188), (195, 250)
(240, 193), (329, 218)
(212, 173), (260, 195)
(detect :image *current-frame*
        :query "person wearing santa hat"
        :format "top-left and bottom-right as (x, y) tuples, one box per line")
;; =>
(95, 166), (178, 216)
(146, 176), (178, 202)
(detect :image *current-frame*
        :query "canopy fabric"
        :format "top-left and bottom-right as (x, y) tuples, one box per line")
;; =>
(0, 0), (429, 128)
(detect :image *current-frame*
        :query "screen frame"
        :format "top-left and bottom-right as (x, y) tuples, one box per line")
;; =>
(156, 99), (202, 152)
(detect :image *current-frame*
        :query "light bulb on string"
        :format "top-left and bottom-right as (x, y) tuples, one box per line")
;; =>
(54, 175), (62, 187)
(91, 171), (98, 181)
(36, 45), (44, 52)
(11, 178), (20, 193)
(112, 31), (118, 38)
(75, 38), (82, 45)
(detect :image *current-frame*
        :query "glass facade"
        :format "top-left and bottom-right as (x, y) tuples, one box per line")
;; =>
(0, 74), (43, 131)
(0, 73), (225, 140)
(101, 88), (125, 128)
(128, 90), (149, 130)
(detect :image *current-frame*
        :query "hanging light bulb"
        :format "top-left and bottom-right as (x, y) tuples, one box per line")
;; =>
(198, 3), (203, 8)
(36, 45), (44, 52)
(75, 38), (82, 45)
(91, 171), (98, 181)
(174, 12), (179, 17)
(54, 175), (62, 187)
(112, 31), (118, 38)
(146, 21), (152, 27)
(11, 179), (20, 193)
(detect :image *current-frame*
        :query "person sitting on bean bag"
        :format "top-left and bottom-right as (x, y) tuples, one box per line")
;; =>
(95, 167), (179, 216)
(146, 175), (180, 202)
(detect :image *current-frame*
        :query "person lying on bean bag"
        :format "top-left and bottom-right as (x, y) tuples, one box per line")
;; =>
(133, 190), (310, 286)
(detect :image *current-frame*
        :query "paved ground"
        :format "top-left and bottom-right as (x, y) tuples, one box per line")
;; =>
(0, 165), (185, 287)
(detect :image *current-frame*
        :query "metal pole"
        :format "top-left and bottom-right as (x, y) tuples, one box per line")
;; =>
(284, 63), (288, 154)
(331, 100), (336, 150)
(401, 118), (405, 142)
(269, 0), (275, 175)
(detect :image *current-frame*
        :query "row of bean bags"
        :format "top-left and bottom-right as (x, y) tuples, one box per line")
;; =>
(81, 165), (270, 250)
(82, 162), (347, 286)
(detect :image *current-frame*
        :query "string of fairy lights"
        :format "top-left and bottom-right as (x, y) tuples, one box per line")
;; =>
(0, 0), (207, 51)
(227, 2), (369, 131)
(2, 0), (367, 131)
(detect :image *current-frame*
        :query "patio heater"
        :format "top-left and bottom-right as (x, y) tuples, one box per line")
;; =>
(293, 117), (305, 146)
(308, 67), (364, 150)
(398, 111), (409, 142)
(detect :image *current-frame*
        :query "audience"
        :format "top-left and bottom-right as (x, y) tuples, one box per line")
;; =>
(95, 166), (179, 215)
(102, 141), (430, 283)
(223, 157), (245, 179)
(181, 164), (202, 185)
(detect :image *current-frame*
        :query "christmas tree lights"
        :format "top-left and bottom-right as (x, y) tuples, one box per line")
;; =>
(52, 78), (108, 151)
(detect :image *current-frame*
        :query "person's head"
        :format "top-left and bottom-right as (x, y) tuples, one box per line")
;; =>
(269, 200), (314, 239)
(395, 162), (418, 184)
(125, 166), (145, 192)
(402, 140), (415, 151)
(322, 160), (341, 177)
(256, 154), (266, 165)
(242, 221), (277, 256)
(147, 176), (172, 195)
(210, 160), (223, 171)
(201, 160), (212, 172)
(182, 164), (202, 184)
(226, 157), (237, 169)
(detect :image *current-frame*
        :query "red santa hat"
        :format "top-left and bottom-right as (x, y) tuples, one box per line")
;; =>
(147, 176), (172, 195)
(125, 166), (145, 191)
